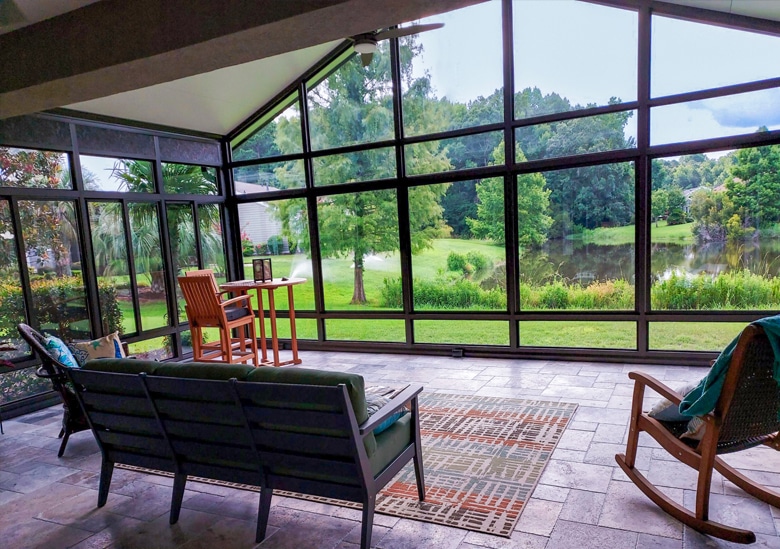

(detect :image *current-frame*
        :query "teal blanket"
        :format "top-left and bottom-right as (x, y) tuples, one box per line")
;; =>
(679, 314), (780, 417)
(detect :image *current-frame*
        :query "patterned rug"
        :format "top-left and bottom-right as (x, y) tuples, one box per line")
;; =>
(117, 393), (577, 537)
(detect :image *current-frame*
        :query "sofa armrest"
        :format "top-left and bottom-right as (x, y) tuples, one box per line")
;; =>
(359, 384), (423, 436)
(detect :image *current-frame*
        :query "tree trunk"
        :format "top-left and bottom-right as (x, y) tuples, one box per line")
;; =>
(351, 257), (367, 304)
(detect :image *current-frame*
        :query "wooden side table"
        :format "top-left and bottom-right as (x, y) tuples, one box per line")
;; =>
(220, 278), (306, 366)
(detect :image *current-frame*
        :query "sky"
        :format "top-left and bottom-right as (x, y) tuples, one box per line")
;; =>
(409, 0), (780, 156)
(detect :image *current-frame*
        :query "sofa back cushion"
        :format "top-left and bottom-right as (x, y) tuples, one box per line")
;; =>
(245, 367), (375, 456)
(82, 359), (255, 381)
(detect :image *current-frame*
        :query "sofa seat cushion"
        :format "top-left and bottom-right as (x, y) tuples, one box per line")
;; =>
(370, 413), (412, 477)
(245, 366), (375, 456)
(82, 358), (165, 375)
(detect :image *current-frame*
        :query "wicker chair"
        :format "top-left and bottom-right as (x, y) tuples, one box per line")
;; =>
(616, 324), (780, 544)
(17, 323), (90, 457)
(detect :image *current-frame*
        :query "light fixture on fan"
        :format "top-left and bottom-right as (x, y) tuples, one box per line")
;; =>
(348, 22), (443, 66)
(352, 37), (377, 55)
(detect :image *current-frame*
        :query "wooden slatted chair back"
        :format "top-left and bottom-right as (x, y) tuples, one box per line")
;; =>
(184, 269), (220, 295)
(178, 275), (222, 327)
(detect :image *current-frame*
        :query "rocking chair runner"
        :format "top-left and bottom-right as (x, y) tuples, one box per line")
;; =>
(178, 275), (259, 365)
(16, 323), (90, 457)
(616, 324), (780, 544)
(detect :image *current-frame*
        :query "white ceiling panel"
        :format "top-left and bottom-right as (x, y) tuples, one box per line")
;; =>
(65, 41), (340, 135)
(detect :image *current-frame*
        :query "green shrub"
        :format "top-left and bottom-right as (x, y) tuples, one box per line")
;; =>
(650, 270), (780, 310)
(540, 282), (570, 309)
(380, 276), (503, 310)
(267, 235), (284, 255)
(666, 208), (687, 226)
(446, 252), (468, 273)
(466, 251), (489, 275)
(0, 276), (123, 341)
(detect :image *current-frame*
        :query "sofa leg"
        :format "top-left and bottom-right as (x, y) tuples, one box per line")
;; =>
(97, 460), (114, 507)
(57, 429), (71, 457)
(413, 450), (425, 501)
(170, 473), (188, 525)
(360, 495), (376, 549)
(256, 487), (273, 542)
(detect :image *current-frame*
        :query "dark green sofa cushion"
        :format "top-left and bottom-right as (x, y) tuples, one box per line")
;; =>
(245, 366), (376, 456)
(370, 413), (412, 477)
(83, 359), (255, 381)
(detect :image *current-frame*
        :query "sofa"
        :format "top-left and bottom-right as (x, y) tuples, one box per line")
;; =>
(64, 359), (425, 549)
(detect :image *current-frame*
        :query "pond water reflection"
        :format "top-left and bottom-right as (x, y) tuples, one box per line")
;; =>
(519, 238), (780, 284)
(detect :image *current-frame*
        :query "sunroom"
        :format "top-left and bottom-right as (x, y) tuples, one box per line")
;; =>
(1, 0), (780, 547)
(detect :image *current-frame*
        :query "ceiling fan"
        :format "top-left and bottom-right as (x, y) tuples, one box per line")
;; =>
(348, 22), (444, 67)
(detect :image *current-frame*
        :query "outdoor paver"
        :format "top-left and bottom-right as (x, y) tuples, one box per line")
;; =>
(461, 530), (548, 548)
(540, 460), (614, 492)
(573, 406), (629, 425)
(636, 533), (683, 549)
(378, 517), (468, 549)
(557, 428), (595, 450)
(514, 498), (562, 536)
(598, 480), (683, 539)
(682, 491), (776, 537)
(546, 520), (638, 549)
(530, 484), (570, 503)
(593, 423), (626, 443)
(558, 489), (605, 525)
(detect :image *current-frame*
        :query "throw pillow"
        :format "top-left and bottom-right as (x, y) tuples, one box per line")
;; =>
(681, 416), (707, 441)
(71, 332), (126, 366)
(366, 394), (407, 435)
(44, 335), (81, 369)
(647, 381), (699, 422)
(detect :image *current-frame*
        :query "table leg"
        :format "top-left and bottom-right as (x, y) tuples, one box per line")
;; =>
(254, 289), (268, 364)
(267, 289), (280, 366)
(287, 285), (301, 365)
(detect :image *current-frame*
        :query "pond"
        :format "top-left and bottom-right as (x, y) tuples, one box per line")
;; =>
(520, 238), (780, 285)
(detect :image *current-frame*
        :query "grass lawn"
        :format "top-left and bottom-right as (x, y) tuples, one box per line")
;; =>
(581, 220), (695, 245)
(108, 238), (745, 353)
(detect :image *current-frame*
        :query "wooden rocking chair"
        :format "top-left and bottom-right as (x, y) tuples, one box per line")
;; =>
(178, 275), (259, 365)
(616, 324), (780, 544)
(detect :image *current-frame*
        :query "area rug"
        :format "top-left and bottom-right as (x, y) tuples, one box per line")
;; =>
(117, 393), (577, 537)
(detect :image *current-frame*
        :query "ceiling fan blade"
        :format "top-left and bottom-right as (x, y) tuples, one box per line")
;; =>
(360, 52), (373, 67)
(374, 22), (444, 41)
(0, 0), (26, 28)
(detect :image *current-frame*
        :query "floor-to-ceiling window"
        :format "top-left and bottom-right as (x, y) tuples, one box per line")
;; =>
(228, 0), (780, 361)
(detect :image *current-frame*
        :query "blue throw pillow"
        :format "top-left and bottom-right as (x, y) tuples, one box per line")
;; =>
(366, 394), (407, 435)
(44, 335), (81, 369)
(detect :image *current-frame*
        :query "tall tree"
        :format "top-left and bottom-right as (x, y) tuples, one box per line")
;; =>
(727, 137), (780, 228)
(274, 40), (450, 304)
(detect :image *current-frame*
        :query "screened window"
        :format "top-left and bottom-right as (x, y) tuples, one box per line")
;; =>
(81, 156), (154, 192)
(1, 147), (70, 189)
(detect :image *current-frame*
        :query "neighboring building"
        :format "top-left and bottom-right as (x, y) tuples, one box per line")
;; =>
(234, 181), (288, 253)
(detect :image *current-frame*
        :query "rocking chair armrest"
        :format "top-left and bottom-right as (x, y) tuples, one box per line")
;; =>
(628, 371), (684, 405)
(36, 365), (57, 379)
(220, 295), (253, 309)
(359, 384), (423, 436)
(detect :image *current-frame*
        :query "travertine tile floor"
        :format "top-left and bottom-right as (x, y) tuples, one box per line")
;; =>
(1, 351), (779, 548)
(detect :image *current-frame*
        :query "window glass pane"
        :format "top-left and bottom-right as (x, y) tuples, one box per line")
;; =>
(0, 147), (70, 189)
(238, 198), (313, 311)
(519, 163), (635, 311)
(0, 199), (26, 355)
(649, 322), (747, 351)
(515, 110), (636, 162)
(513, 1), (637, 119)
(325, 319), (405, 342)
(231, 93), (302, 160)
(401, 1), (503, 137)
(406, 131), (502, 176)
(651, 149), (780, 311)
(410, 180), (506, 311)
(0, 367), (52, 405)
(233, 159), (306, 194)
(81, 156), (154, 192)
(650, 89), (780, 146)
(313, 147), (395, 186)
(167, 204), (195, 324)
(318, 189), (400, 310)
(128, 202), (169, 330)
(198, 204), (227, 282)
(128, 337), (173, 361)
(651, 15), (780, 98)
(162, 163), (217, 195)
(20, 200), (91, 339)
(307, 49), (393, 150)
(260, 317), (317, 340)
(88, 201), (137, 335)
(519, 321), (636, 349)
(415, 320), (508, 345)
